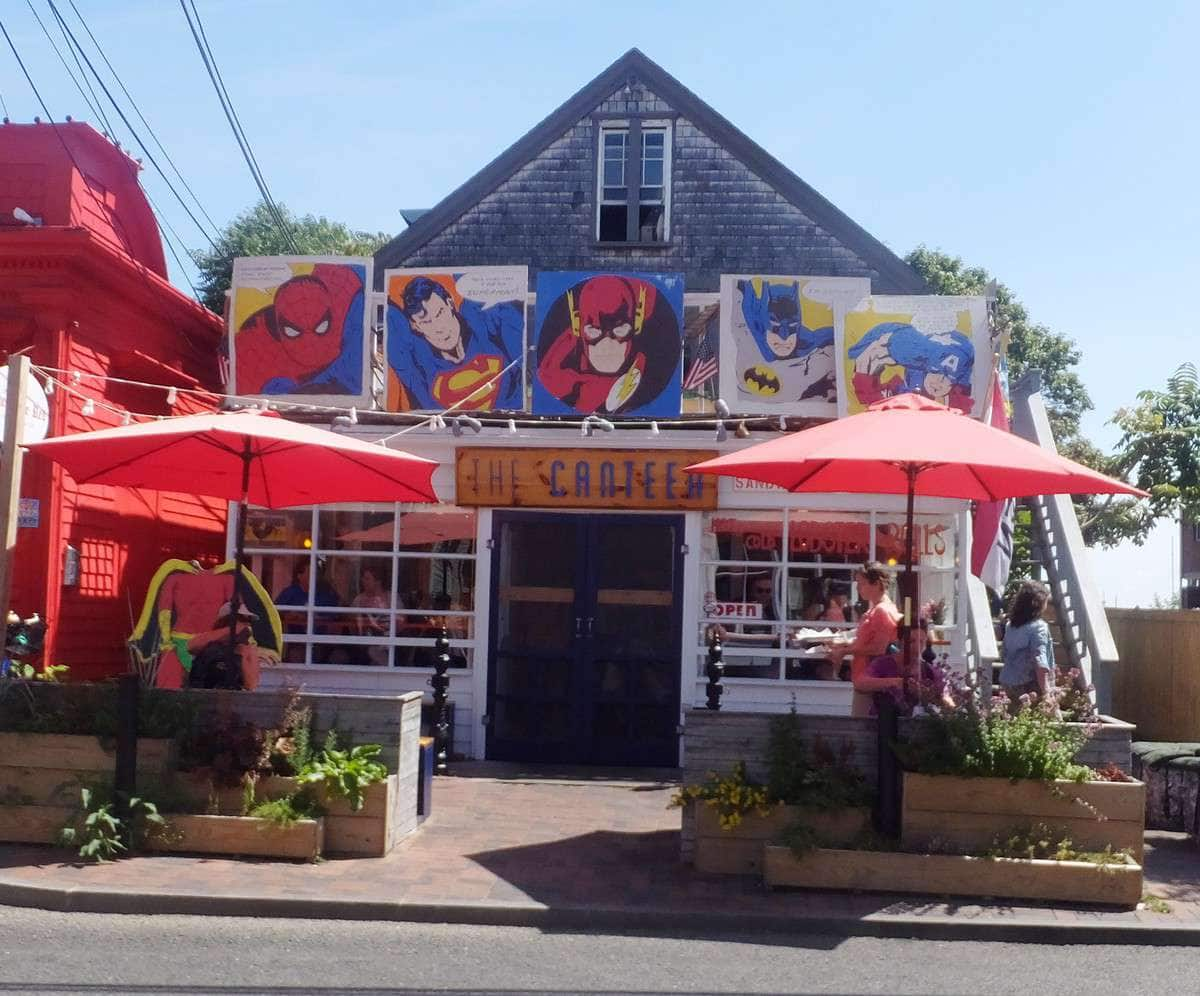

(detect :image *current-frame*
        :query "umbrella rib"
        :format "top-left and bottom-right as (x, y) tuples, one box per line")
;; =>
(966, 464), (1000, 502)
(327, 449), (437, 502)
(57, 434), (217, 483)
(787, 459), (834, 492)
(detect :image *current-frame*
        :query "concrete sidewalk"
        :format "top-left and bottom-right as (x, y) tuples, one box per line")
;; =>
(0, 765), (1197, 945)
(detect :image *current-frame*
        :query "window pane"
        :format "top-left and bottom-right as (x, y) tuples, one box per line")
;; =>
(874, 513), (957, 570)
(639, 186), (663, 203)
(599, 203), (628, 241)
(642, 158), (663, 186)
(603, 162), (624, 187)
(243, 508), (311, 549)
(602, 185), (628, 202)
(642, 131), (664, 150)
(396, 557), (475, 612)
(397, 507), (476, 555)
(785, 567), (858, 626)
(317, 506), (394, 552)
(638, 204), (664, 242)
(604, 131), (626, 150)
(787, 510), (870, 565)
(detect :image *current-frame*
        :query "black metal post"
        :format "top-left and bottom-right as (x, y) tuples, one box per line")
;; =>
(705, 628), (724, 711)
(226, 443), (253, 677)
(874, 694), (900, 837)
(114, 672), (140, 846)
(431, 625), (451, 774)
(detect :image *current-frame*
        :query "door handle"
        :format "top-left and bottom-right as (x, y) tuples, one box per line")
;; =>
(575, 616), (583, 638)
(585, 616), (594, 637)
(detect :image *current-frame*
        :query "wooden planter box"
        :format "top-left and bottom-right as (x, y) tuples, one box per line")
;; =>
(901, 773), (1146, 862)
(0, 804), (75, 845)
(149, 814), (322, 861)
(0, 733), (176, 774)
(694, 804), (870, 875)
(762, 845), (1142, 907)
(171, 772), (404, 857)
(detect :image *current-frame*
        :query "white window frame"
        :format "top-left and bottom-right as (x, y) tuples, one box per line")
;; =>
(594, 119), (672, 243)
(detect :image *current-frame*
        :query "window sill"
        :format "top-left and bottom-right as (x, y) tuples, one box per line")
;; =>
(591, 240), (672, 250)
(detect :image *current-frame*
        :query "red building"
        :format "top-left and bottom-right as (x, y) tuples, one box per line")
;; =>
(0, 121), (226, 679)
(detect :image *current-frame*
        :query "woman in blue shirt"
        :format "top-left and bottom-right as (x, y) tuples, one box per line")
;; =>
(999, 580), (1056, 706)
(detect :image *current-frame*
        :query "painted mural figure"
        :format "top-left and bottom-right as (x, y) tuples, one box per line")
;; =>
(534, 273), (683, 417)
(387, 275), (524, 410)
(738, 279), (835, 402)
(234, 262), (366, 395)
(848, 322), (974, 413)
(128, 560), (282, 690)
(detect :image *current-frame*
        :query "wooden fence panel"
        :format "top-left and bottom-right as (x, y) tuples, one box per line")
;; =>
(1108, 609), (1200, 742)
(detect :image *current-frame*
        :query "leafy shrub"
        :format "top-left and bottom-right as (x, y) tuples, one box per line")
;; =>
(296, 734), (387, 812)
(766, 710), (871, 810)
(247, 794), (320, 827)
(984, 823), (1132, 866)
(669, 761), (772, 830)
(58, 787), (164, 863)
(896, 674), (1094, 783)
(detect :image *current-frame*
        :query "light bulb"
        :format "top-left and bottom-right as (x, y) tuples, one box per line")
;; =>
(165, 386), (178, 406)
(81, 398), (95, 417)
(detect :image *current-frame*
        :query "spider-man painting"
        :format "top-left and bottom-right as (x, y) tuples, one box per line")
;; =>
(231, 258), (369, 397)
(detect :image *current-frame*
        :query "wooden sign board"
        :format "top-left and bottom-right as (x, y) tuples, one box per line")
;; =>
(455, 447), (719, 510)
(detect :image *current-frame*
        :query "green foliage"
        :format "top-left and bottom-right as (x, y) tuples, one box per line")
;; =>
(906, 246), (1150, 549)
(296, 735), (387, 812)
(58, 787), (164, 863)
(669, 761), (773, 830)
(897, 688), (1093, 783)
(4, 662), (68, 682)
(191, 201), (391, 312)
(1143, 893), (1172, 913)
(1112, 362), (1200, 525)
(984, 824), (1131, 866)
(780, 819), (821, 859)
(247, 793), (319, 828)
(765, 710), (871, 810)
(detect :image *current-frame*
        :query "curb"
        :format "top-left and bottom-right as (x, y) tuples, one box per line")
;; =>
(1, 878), (1197, 946)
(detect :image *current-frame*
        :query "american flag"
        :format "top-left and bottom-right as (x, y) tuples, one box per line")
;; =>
(217, 335), (231, 390)
(683, 326), (718, 392)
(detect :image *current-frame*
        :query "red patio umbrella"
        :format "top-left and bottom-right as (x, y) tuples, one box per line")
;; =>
(27, 409), (438, 667)
(687, 393), (1146, 656)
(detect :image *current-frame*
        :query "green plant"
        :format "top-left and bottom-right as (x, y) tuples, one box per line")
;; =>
(983, 823), (1132, 866)
(780, 819), (821, 859)
(58, 787), (164, 863)
(297, 735), (387, 812)
(247, 793), (319, 827)
(4, 661), (68, 682)
(766, 710), (872, 810)
(670, 761), (772, 830)
(1143, 893), (1172, 914)
(896, 676), (1094, 783)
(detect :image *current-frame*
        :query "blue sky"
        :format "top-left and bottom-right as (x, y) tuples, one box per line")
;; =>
(3, 0), (1195, 605)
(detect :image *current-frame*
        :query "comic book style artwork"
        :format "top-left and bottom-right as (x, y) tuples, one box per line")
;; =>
(128, 560), (283, 691)
(385, 267), (527, 412)
(837, 295), (990, 418)
(718, 275), (870, 416)
(228, 256), (372, 405)
(532, 271), (685, 417)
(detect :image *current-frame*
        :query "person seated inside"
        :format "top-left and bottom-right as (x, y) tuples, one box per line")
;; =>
(714, 573), (789, 678)
(799, 577), (829, 621)
(352, 566), (393, 667)
(185, 601), (278, 690)
(275, 557), (342, 663)
(822, 580), (853, 624)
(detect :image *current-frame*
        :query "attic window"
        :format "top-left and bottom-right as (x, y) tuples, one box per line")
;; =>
(596, 120), (670, 243)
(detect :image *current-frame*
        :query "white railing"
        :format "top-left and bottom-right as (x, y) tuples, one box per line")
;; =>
(1010, 371), (1120, 713)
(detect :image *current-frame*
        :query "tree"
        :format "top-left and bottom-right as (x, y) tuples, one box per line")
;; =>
(191, 201), (391, 313)
(904, 247), (1152, 548)
(1112, 362), (1200, 524)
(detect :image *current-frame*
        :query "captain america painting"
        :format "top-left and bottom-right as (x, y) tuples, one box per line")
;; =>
(385, 267), (527, 412)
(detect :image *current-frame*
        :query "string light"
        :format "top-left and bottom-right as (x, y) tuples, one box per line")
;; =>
(165, 386), (178, 406)
(80, 398), (95, 417)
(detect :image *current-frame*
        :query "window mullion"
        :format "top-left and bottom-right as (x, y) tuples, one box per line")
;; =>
(625, 118), (642, 243)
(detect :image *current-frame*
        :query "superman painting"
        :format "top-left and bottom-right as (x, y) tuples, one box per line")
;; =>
(533, 271), (684, 418)
(385, 267), (527, 412)
(230, 256), (371, 402)
(718, 274), (869, 416)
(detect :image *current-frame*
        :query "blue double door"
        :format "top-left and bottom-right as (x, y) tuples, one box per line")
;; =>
(487, 511), (684, 766)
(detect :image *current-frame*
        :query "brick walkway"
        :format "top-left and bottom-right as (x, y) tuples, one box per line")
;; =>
(0, 763), (1197, 938)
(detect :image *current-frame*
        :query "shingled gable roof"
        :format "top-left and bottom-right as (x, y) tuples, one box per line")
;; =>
(376, 48), (926, 293)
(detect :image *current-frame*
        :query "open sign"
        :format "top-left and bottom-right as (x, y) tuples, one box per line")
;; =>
(705, 601), (762, 620)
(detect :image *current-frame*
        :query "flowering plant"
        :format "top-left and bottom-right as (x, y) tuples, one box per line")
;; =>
(669, 761), (772, 830)
(896, 672), (1096, 783)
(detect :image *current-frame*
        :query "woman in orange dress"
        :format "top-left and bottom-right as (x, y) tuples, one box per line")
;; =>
(819, 562), (903, 717)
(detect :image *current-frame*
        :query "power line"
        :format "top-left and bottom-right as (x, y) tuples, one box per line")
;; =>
(143, 187), (200, 298)
(178, 0), (298, 252)
(25, 0), (114, 137)
(0, 89), (9, 119)
(47, 0), (218, 250)
(66, 0), (221, 238)
(0, 14), (139, 259)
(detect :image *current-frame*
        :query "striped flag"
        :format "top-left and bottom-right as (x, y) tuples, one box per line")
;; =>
(683, 326), (718, 392)
(972, 357), (1015, 592)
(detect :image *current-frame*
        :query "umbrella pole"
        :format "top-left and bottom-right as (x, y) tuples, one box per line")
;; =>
(226, 444), (252, 686)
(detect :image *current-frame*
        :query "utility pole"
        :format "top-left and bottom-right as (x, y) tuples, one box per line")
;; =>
(0, 356), (31, 621)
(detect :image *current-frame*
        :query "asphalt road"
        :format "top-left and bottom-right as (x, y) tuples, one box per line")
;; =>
(0, 905), (1193, 996)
